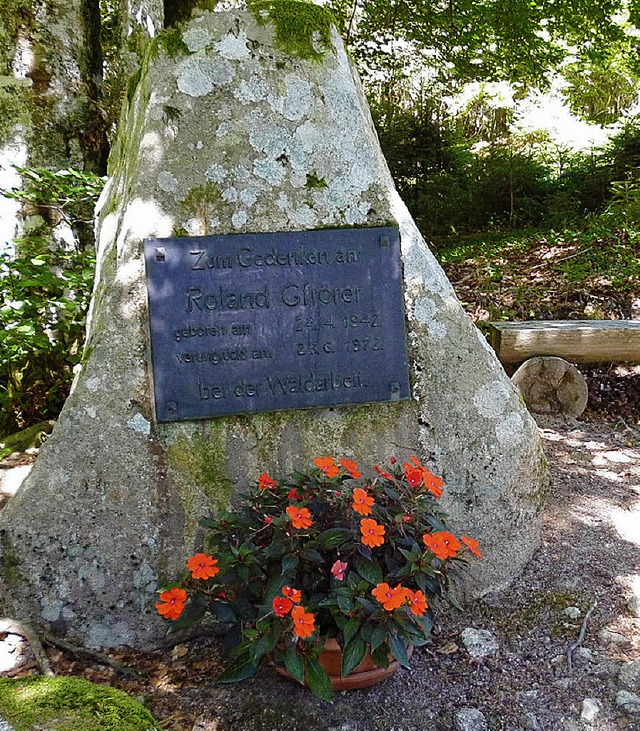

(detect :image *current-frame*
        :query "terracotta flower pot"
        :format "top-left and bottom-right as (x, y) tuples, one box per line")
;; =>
(275, 638), (413, 690)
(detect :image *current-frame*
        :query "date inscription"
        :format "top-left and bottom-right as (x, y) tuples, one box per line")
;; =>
(144, 227), (410, 421)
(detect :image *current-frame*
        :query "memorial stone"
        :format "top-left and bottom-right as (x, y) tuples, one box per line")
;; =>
(0, 1), (547, 648)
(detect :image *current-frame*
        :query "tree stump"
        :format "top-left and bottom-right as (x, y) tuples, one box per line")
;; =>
(512, 357), (588, 417)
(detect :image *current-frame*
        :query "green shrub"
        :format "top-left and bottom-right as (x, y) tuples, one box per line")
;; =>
(0, 168), (103, 438)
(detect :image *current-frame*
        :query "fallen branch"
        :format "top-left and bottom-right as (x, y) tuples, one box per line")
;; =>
(42, 634), (146, 679)
(155, 625), (221, 650)
(566, 601), (597, 674)
(0, 618), (55, 677)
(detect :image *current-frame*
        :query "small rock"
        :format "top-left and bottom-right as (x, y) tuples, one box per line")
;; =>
(564, 606), (581, 619)
(574, 647), (595, 665)
(616, 690), (640, 714)
(0, 715), (16, 731)
(460, 628), (499, 659)
(590, 660), (620, 679)
(553, 678), (572, 690)
(598, 628), (629, 647)
(521, 712), (542, 730)
(520, 690), (539, 700)
(580, 698), (602, 723)
(628, 594), (640, 618)
(619, 661), (640, 692)
(454, 707), (488, 731)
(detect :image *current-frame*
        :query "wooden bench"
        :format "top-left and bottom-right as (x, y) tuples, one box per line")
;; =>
(485, 320), (640, 417)
(486, 320), (640, 365)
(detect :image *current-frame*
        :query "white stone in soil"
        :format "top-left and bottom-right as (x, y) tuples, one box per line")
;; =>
(521, 712), (542, 731)
(564, 606), (581, 619)
(454, 707), (488, 731)
(628, 593), (640, 618)
(580, 698), (602, 723)
(619, 661), (640, 692)
(460, 628), (499, 658)
(598, 628), (629, 646)
(616, 690), (640, 714)
(0, 717), (15, 731)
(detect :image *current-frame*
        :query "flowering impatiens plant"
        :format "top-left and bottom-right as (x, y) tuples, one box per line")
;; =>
(156, 456), (481, 700)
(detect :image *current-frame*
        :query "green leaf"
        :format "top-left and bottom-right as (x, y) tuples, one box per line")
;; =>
(315, 527), (351, 550)
(342, 616), (361, 646)
(341, 635), (367, 678)
(166, 600), (206, 633)
(355, 597), (378, 613)
(370, 623), (387, 651)
(353, 556), (383, 585)
(281, 554), (299, 574)
(283, 644), (305, 685)
(336, 592), (353, 613)
(210, 601), (236, 623)
(388, 631), (410, 668)
(301, 547), (324, 564)
(371, 643), (389, 668)
(305, 657), (333, 701)
(217, 655), (259, 684)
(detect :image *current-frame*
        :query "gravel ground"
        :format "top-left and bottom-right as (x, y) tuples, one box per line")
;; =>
(2, 413), (639, 731)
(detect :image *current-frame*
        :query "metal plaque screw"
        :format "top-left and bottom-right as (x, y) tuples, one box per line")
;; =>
(390, 381), (400, 393)
(380, 236), (390, 247)
(167, 401), (177, 414)
(155, 247), (166, 262)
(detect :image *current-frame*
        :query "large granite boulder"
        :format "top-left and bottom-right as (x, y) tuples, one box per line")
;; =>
(0, 2), (547, 648)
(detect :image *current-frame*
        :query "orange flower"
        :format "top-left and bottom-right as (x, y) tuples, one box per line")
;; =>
(374, 464), (394, 480)
(403, 463), (423, 488)
(340, 457), (362, 479)
(286, 505), (313, 530)
(360, 518), (385, 548)
(461, 535), (482, 558)
(282, 585), (302, 603)
(372, 582), (406, 611)
(405, 589), (428, 616)
(352, 487), (374, 516)
(291, 605), (315, 638)
(258, 472), (277, 491)
(186, 553), (219, 580)
(156, 587), (187, 620)
(314, 456), (340, 478)
(273, 595), (293, 617)
(410, 456), (444, 498)
(422, 470), (444, 498)
(423, 531), (461, 560)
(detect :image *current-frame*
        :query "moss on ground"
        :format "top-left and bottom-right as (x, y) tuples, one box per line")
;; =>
(248, 0), (336, 61)
(1, 420), (55, 452)
(0, 676), (158, 731)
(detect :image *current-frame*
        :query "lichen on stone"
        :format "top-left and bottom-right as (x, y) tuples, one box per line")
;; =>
(248, 0), (336, 61)
(0, 83), (29, 147)
(0, 529), (23, 588)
